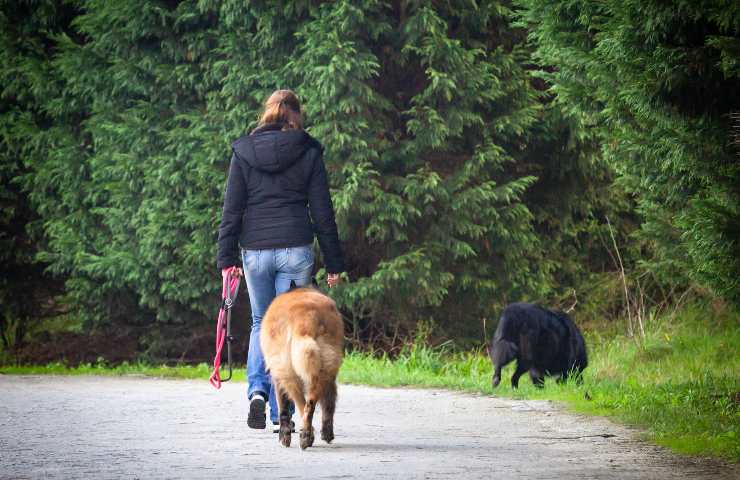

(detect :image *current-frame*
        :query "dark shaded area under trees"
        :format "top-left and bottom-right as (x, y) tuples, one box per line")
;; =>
(1, 0), (737, 364)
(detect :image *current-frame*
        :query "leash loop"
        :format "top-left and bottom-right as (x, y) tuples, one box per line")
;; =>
(209, 266), (241, 389)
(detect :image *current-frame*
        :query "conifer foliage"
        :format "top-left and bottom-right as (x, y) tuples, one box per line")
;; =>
(286, 2), (548, 335)
(1, 0), (74, 350)
(2, 1), (551, 345)
(516, 0), (740, 304)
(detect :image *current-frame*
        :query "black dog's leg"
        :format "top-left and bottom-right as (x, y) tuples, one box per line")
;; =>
(511, 361), (528, 389)
(559, 364), (585, 385)
(491, 340), (517, 388)
(529, 368), (545, 388)
(575, 367), (585, 385)
(492, 363), (503, 388)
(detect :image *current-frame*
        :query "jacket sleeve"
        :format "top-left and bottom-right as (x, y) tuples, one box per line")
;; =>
(216, 152), (247, 270)
(307, 149), (345, 274)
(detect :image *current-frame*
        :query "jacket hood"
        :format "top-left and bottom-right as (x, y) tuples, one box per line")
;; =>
(231, 123), (322, 173)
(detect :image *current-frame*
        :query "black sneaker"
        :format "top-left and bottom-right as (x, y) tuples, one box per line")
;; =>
(247, 394), (266, 429)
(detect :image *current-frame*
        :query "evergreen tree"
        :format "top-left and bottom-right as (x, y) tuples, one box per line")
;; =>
(516, 0), (740, 305)
(0, 0), (73, 354)
(3, 0), (628, 357)
(285, 1), (550, 338)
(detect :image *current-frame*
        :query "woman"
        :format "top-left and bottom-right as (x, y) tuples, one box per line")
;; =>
(216, 90), (344, 430)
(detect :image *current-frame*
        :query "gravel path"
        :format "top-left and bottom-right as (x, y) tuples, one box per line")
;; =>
(0, 375), (736, 479)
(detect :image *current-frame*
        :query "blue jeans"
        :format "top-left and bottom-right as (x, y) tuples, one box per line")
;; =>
(241, 244), (314, 424)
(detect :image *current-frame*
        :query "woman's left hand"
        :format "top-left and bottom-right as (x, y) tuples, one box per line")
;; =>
(327, 273), (341, 288)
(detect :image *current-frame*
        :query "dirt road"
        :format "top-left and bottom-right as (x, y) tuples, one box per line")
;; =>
(0, 375), (735, 479)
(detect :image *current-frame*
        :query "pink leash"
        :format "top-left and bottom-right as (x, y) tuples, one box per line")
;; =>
(209, 266), (241, 389)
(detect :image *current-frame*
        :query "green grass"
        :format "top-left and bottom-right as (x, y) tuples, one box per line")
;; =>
(339, 305), (739, 461)
(2, 305), (737, 461)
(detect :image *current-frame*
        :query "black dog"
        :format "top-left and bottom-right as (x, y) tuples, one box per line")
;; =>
(490, 303), (587, 388)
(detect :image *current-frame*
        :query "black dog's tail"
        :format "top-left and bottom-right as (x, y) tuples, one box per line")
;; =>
(491, 337), (518, 367)
(490, 307), (520, 368)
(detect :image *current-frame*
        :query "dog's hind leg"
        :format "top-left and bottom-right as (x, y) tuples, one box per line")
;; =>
(529, 368), (545, 388)
(282, 380), (306, 447)
(557, 370), (568, 384)
(320, 380), (337, 444)
(300, 399), (316, 450)
(574, 366), (586, 385)
(300, 378), (321, 450)
(276, 388), (293, 448)
(511, 361), (528, 389)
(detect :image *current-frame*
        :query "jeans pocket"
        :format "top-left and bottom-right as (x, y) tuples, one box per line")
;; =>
(287, 245), (314, 272)
(242, 249), (259, 272)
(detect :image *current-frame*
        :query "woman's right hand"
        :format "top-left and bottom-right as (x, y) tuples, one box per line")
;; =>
(222, 267), (243, 279)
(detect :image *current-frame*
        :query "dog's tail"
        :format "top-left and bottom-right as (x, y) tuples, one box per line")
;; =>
(291, 333), (322, 386)
(491, 337), (518, 367)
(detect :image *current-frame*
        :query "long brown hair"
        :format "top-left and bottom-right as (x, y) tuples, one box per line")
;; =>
(258, 89), (303, 130)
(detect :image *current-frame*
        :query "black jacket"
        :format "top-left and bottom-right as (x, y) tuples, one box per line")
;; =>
(216, 123), (345, 273)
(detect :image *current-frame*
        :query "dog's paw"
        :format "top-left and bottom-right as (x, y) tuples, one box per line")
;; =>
(320, 425), (334, 444)
(279, 426), (292, 448)
(300, 428), (315, 450)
